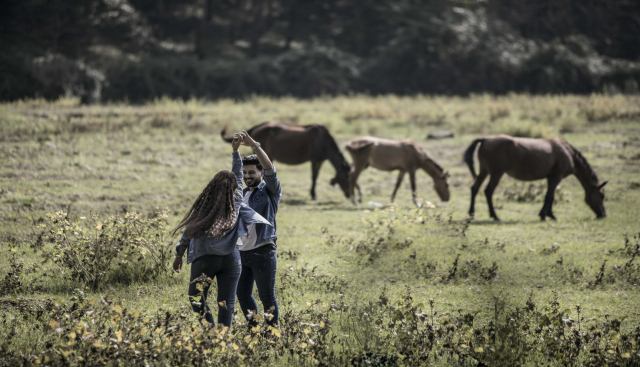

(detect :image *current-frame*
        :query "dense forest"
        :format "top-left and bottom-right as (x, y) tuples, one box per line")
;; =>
(2, 0), (639, 102)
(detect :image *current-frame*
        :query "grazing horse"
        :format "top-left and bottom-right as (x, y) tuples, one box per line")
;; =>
(221, 122), (351, 200)
(463, 135), (607, 221)
(345, 136), (450, 206)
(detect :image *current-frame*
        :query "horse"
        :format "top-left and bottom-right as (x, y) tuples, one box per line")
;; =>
(345, 136), (450, 207)
(221, 122), (351, 200)
(463, 135), (607, 221)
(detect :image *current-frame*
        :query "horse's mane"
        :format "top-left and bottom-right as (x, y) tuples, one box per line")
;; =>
(568, 143), (599, 186)
(306, 124), (350, 173)
(413, 143), (444, 173)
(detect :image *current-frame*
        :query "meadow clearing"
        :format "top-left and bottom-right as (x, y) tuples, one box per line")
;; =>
(1, 95), (639, 366)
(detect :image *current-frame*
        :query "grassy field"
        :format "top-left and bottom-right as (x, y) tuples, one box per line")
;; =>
(1, 95), (639, 366)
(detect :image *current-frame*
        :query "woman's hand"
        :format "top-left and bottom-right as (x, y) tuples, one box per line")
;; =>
(231, 133), (242, 152)
(173, 255), (183, 272)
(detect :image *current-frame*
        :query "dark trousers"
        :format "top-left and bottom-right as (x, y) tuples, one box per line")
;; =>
(188, 250), (241, 327)
(237, 244), (279, 326)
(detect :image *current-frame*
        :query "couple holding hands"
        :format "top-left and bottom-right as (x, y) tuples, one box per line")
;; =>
(173, 131), (281, 328)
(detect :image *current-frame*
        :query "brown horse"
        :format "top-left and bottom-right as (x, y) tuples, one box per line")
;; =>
(345, 136), (450, 206)
(221, 122), (351, 200)
(463, 135), (607, 221)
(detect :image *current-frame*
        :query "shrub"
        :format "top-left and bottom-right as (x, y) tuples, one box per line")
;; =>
(2, 287), (639, 366)
(37, 210), (172, 290)
(0, 243), (24, 296)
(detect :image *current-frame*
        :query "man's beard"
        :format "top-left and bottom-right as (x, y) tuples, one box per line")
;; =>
(245, 178), (259, 188)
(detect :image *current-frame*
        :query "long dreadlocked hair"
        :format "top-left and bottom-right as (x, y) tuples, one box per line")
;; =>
(173, 170), (238, 238)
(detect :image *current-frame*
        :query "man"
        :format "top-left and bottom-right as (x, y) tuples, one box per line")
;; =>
(236, 131), (282, 327)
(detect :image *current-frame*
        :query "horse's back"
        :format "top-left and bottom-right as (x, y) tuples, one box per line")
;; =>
(250, 122), (313, 164)
(252, 122), (341, 164)
(347, 136), (416, 171)
(478, 136), (571, 180)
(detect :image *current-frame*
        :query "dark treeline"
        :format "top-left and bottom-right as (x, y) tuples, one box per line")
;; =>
(1, 0), (639, 102)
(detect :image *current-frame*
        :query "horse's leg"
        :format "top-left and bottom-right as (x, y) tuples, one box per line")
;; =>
(539, 176), (561, 221)
(469, 170), (488, 217)
(355, 183), (363, 203)
(409, 169), (419, 207)
(390, 171), (405, 203)
(349, 166), (364, 205)
(310, 160), (323, 200)
(484, 172), (503, 221)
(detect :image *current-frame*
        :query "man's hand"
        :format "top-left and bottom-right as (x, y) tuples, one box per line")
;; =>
(173, 255), (183, 272)
(231, 133), (242, 152)
(239, 131), (259, 149)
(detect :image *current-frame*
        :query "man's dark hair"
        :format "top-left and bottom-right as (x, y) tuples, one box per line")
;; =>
(242, 154), (262, 170)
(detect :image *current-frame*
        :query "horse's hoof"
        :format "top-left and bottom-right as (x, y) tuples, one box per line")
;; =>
(492, 216), (501, 222)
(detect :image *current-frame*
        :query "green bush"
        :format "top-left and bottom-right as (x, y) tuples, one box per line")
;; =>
(37, 210), (172, 290)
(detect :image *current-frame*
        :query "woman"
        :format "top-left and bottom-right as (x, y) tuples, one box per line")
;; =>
(173, 133), (271, 327)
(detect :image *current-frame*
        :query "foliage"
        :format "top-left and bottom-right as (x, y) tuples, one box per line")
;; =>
(1, 285), (638, 366)
(3, 1), (640, 100)
(37, 210), (172, 290)
(0, 243), (24, 296)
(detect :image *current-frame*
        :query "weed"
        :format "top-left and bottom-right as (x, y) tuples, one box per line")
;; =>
(542, 243), (561, 255)
(0, 243), (24, 296)
(442, 254), (499, 283)
(587, 260), (607, 289)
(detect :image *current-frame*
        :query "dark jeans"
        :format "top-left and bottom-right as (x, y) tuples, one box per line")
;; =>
(188, 250), (241, 327)
(237, 244), (279, 326)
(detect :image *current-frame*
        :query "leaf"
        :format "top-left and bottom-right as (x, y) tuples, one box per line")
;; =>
(269, 326), (281, 338)
(112, 304), (123, 315)
(93, 340), (106, 349)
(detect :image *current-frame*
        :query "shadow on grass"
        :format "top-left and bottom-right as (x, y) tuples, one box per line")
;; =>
(281, 197), (363, 211)
(469, 219), (521, 225)
(281, 198), (308, 206)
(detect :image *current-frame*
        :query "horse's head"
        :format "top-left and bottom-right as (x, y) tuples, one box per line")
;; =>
(330, 163), (351, 199)
(433, 171), (451, 202)
(417, 149), (450, 202)
(586, 181), (607, 218)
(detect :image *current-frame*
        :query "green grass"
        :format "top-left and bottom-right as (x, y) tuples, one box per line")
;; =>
(1, 94), (640, 365)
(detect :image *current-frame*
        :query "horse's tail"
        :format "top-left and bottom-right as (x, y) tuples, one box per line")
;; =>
(463, 138), (485, 179)
(220, 121), (271, 143)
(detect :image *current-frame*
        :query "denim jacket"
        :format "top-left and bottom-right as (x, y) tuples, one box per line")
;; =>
(243, 166), (281, 248)
(176, 152), (272, 263)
